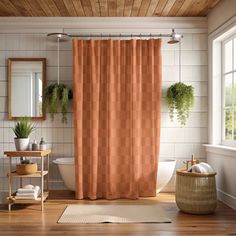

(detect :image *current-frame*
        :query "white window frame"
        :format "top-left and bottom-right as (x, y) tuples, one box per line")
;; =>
(222, 33), (236, 146)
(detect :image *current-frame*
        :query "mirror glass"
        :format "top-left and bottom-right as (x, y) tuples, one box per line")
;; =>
(8, 59), (46, 120)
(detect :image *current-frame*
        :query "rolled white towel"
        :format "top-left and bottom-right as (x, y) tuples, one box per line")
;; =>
(188, 164), (206, 173)
(199, 162), (215, 174)
(188, 162), (215, 174)
(23, 184), (34, 189)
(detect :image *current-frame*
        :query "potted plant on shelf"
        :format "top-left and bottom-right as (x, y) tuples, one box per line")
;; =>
(12, 117), (35, 151)
(43, 83), (73, 123)
(166, 82), (194, 126)
(12, 117), (37, 175)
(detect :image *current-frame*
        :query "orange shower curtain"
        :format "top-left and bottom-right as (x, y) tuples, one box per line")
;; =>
(73, 39), (162, 199)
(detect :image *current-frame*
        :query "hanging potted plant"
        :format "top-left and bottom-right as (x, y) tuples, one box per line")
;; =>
(166, 82), (194, 126)
(43, 83), (73, 123)
(165, 40), (194, 126)
(44, 33), (73, 123)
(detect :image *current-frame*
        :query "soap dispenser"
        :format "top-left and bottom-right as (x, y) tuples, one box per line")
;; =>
(40, 138), (46, 151)
(32, 140), (39, 151)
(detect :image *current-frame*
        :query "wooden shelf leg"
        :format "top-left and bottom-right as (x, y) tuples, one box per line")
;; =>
(8, 203), (11, 212)
(41, 156), (44, 211)
(47, 154), (49, 191)
(8, 157), (12, 212)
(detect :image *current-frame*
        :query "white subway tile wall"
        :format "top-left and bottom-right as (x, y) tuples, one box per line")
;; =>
(0, 32), (207, 201)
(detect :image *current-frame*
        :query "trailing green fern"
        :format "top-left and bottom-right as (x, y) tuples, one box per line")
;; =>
(166, 82), (194, 126)
(61, 87), (69, 123)
(43, 83), (73, 123)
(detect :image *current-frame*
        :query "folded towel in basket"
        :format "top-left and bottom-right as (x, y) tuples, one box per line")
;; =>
(188, 162), (215, 174)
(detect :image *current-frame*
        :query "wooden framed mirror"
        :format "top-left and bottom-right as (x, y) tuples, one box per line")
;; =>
(8, 58), (46, 120)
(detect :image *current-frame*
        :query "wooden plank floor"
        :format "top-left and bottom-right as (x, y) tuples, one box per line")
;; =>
(0, 191), (236, 236)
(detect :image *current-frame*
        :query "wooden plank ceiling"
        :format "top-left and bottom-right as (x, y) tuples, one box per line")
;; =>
(0, 0), (221, 17)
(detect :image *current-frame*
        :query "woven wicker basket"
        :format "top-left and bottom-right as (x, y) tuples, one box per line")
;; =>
(176, 169), (217, 214)
(16, 163), (37, 175)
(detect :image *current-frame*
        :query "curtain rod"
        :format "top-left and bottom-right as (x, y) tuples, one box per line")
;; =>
(47, 29), (183, 43)
(68, 33), (174, 38)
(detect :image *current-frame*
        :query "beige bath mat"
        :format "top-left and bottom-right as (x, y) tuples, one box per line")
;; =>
(58, 204), (171, 224)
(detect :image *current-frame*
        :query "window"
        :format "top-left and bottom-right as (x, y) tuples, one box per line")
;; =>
(222, 34), (236, 144)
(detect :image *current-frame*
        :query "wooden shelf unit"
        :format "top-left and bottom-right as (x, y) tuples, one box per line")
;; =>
(4, 150), (51, 211)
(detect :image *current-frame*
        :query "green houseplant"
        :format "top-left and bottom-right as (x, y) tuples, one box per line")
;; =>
(12, 117), (37, 174)
(166, 82), (194, 126)
(12, 117), (35, 151)
(43, 83), (73, 123)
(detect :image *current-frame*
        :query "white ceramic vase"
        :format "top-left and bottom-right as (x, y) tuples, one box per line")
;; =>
(14, 138), (29, 151)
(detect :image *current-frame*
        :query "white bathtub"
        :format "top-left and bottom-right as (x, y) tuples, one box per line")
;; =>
(53, 158), (75, 191)
(156, 159), (176, 193)
(53, 158), (176, 193)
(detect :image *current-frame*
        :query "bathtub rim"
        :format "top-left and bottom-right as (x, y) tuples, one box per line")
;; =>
(53, 157), (74, 165)
(159, 159), (176, 163)
(53, 158), (176, 165)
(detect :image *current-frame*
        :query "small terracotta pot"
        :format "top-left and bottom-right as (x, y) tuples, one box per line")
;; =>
(16, 163), (38, 175)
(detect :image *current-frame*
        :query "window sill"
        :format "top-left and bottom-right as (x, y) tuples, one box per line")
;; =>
(203, 144), (236, 158)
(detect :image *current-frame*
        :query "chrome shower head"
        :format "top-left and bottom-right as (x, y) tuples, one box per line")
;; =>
(168, 29), (182, 44)
(47, 33), (70, 42)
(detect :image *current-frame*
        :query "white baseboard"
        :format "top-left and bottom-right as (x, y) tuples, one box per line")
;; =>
(161, 186), (175, 193)
(217, 188), (236, 210)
